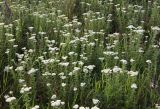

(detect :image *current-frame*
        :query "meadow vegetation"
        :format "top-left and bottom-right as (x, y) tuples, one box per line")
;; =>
(0, 0), (160, 109)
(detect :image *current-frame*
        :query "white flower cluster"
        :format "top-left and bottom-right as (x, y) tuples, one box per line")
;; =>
(27, 68), (38, 74)
(4, 95), (16, 103)
(131, 83), (137, 89)
(20, 86), (32, 94)
(50, 94), (65, 107)
(31, 105), (40, 109)
(127, 71), (138, 76)
(51, 100), (65, 107)
(72, 98), (100, 109)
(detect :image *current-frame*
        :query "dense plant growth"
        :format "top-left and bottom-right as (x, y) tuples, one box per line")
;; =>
(0, 0), (160, 109)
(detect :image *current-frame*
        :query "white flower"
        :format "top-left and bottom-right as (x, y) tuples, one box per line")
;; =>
(51, 94), (57, 100)
(20, 87), (32, 94)
(79, 106), (85, 109)
(68, 52), (75, 56)
(61, 83), (66, 87)
(112, 66), (122, 73)
(4, 95), (9, 99)
(60, 76), (66, 80)
(91, 106), (100, 109)
(28, 27), (34, 31)
(42, 72), (52, 76)
(13, 45), (18, 48)
(87, 65), (95, 70)
(46, 83), (51, 87)
(51, 100), (62, 107)
(120, 59), (127, 64)
(92, 98), (100, 105)
(127, 25), (135, 29)
(18, 79), (25, 83)
(98, 57), (104, 61)
(73, 87), (78, 91)
(130, 59), (135, 63)
(138, 48), (144, 53)
(38, 31), (46, 35)
(9, 91), (13, 94)
(146, 60), (152, 64)
(80, 83), (86, 87)
(73, 67), (81, 73)
(73, 104), (79, 109)
(28, 49), (34, 53)
(61, 101), (65, 105)
(155, 104), (160, 109)
(78, 61), (84, 66)
(134, 29), (145, 34)
(151, 26), (160, 31)
(114, 56), (119, 60)
(83, 68), (89, 73)
(31, 105), (39, 109)
(0, 23), (4, 26)
(103, 51), (117, 56)
(5, 97), (16, 103)
(68, 72), (73, 76)
(128, 71), (138, 76)
(59, 73), (64, 76)
(62, 56), (68, 60)
(59, 62), (69, 67)
(88, 42), (95, 46)
(15, 66), (24, 71)
(27, 68), (38, 74)
(131, 83), (137, 89)
(52, 73), (56, 76)
(4, 66), (12, 72)
(8, 38), (15, 42)
(101, 69), (111, 74)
